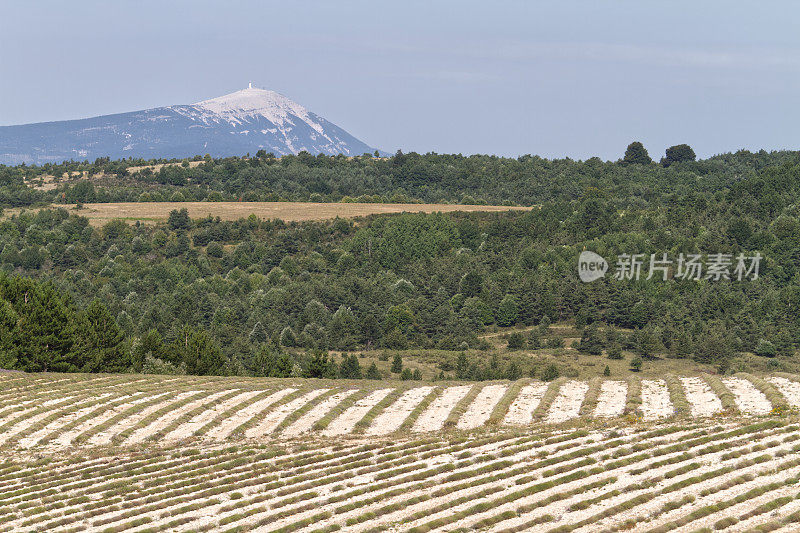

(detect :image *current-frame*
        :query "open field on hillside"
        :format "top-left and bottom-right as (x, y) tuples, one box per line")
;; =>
(3, 373), (800, 532)
(4, 201), (530, 226)
(1, 372), (799, 452)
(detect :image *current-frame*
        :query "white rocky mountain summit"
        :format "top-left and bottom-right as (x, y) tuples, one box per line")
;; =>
(0, 85), (379, 164)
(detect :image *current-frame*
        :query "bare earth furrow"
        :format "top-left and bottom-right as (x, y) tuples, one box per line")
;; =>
(245, 389), (329, 438)
(457, 384), (508, 430)
(322, 388), (394, 436)
(163, 390), (263, 441)
(366, 386), (435, 436)
(722, 376), (772, 415)
(546, 380), (589, 423)
(768, 376), (800, 408)
(682, 376), (723, 417)
(593, 380), (627, 418)
(641, 379), (673, 420)
(282, 389), (358, 437)
(412, 385), (471, 433)
(206, 388), (296, 440)
(503, 383), (548, 425)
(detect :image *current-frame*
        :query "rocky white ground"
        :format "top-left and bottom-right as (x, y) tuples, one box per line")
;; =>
(640, 379), (673, 420)
(593, 380), (628, 418)
(681, 376), (724, 417)
(0, 373), (796, 452)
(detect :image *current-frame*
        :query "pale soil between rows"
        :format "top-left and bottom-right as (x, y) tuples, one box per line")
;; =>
(503, 383), (548, 425)
(0, 396), (81, 446)
(593, 381), (627, 418)
(373, 428), (699, 532)
(252, 430), (602, 533)
(545, 380), (589, 423)
(117, 430), (539, 533)
(50, 392), (165, 447)
(0, 395), (76, 427)
(163, 390), (263, 442)
(412, 385), (471, 433)
(125, 390), (232, 444)
(768, 377), (800, 407)
(17, 393), (115, 448)
(568, 443), (800, 533)
(480, 423), (777, 533)
(366, 386), (434, 436)
(245, 389), (329, 438)
(721, 377), (772, 415)
(681, 377), (723, 417)
(640, 379), (673, 420)
(205, 388), (296, 440)
(88, 390), (200, 446)
(322, 388), (393, 436)
(282, 389), (358, 437)
(457, 384), (508, 430)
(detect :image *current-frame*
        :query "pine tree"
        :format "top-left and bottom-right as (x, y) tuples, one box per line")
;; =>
(79, 299), (128, 373)
(622, 142), (652, 165)
(280, 326), (297, 348)
(339, 353), (363, 379)
(16, 282), (78, 372)
(391, 353), (403, 374)
(455, 352), (470, 380)
(578, 322), (604, 355)
(496, 294), (519, 327)
(365, 361), (382, 379)
(249, 321), (268, 345)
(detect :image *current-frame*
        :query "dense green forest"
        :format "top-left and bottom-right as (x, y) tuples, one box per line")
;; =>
(3, 146), (799, 207)
(1, 146), (800, 378)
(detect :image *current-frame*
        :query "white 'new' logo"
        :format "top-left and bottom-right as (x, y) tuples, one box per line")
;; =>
(578, 251), (608, 282)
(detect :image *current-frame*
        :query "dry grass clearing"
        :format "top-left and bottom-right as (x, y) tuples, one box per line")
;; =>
(5, 201), (530, 225)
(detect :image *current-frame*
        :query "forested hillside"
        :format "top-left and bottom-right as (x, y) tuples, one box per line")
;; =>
(2, 144), (800, 378)
(2, 147), (799, 206)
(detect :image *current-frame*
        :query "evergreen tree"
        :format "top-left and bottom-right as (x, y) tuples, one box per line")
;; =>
(578, 322), (604, 355)
(528, 330), (541, 349)
(455, 352), (470, 380)
(253, 346), (293, 377)
(167, 208), (191, 230)
(339, 353), (363, 379)
(606, 342), (623, 360)
(496, 294), (519, 327)
(169, 327), (226, 376)
(249, 321), (268, 345)
(303, 350), (337, 378)
(622, 142), (652, 165)
(507, 332), (525, 350)
(78, 299), (128, 372)
(15, 282), (78, 372)
(365, 361), (382, 379)
(391, 353), (403, 374)
(280, 326), (297, 348)
(662, 144), (696, 166)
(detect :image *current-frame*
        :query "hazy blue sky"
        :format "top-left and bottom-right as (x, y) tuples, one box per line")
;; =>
(2, 0), (799, 159)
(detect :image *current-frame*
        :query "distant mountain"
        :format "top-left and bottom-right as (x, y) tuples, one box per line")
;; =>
(0, 86), (382, 165)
